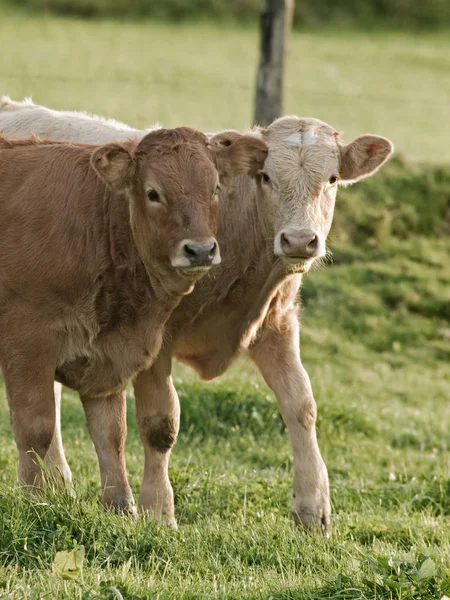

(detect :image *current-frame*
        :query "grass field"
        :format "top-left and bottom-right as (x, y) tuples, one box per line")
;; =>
(0, 11), (450, 600)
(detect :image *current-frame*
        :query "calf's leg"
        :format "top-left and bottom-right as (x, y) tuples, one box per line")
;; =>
(2, 351), (56, 488)
(80, 391), (135, 513)
(44, 382), (73, 488)
(249, 310), (331, 535)
(134, 347), (179, 528)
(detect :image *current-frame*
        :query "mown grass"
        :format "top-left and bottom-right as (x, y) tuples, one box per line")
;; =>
(1, 12), (450, 600)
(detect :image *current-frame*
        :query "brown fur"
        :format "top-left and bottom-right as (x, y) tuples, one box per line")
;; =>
(0, 129), (267, 507)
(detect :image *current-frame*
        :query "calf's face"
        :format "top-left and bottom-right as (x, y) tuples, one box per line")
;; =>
(256, 117), (393, 272)
(91, 127), (267, 290)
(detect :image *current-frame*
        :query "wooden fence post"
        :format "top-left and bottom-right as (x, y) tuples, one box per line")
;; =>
(254, 0), (294, 126)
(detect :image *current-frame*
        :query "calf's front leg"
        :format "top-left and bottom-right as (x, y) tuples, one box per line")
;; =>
(80, 391), (135, 513)
(133, 347), (179, 528)
(249, 311), (331, 535)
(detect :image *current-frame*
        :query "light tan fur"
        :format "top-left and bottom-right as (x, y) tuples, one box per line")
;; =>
(137, 118), (392, 533)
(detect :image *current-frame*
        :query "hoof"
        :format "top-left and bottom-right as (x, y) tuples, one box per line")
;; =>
(163, 515), (178, 530)
(293, 509), (331, 537)
(122, 503), (138, 518)
(106, 496), (137, 517)
(139, 507), (178, 529)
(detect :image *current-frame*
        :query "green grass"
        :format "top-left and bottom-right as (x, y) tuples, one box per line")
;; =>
(1, 238), (450, 599)
(1, 12), (450, 600)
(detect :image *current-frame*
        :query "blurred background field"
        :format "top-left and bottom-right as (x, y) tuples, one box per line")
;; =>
(1, 13), (449, 163)
(0, 4), (449, 599)
(3, 0), (450, 29)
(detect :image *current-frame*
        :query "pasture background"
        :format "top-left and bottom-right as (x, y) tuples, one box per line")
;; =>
(0, 8), (450, 600)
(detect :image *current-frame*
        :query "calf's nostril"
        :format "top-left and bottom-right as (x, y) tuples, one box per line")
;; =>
(184, 244), (197, 259)
(306, 235), (319, 253)
(209, 242), (217, 258)
(280, 232), (290, 248)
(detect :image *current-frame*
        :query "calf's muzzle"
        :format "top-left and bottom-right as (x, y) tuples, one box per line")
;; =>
(278, 228), (321, 260)
(184, 240), (218, 266)
(171, 237), (221, 269)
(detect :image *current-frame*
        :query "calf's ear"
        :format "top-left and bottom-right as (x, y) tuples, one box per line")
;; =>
(340, 135), (393, 183)
(91, 144), (135, 190)
(209, 131), (268, 179)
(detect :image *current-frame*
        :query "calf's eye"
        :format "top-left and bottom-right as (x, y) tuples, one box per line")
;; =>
(261, 172), (271, 184)
(329, 175), (338, 185)
(147, 189), (160, 202)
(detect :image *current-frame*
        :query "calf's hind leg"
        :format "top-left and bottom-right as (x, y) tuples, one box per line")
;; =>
(2, 347), (57, 488)
(133, 347), (179, 528)
(249, 310), (331, 535)
(80, 391), (135, 513)
(44, 382), (73, 488)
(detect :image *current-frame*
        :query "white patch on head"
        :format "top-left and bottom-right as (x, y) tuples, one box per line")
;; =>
(285, 130), (317, 147)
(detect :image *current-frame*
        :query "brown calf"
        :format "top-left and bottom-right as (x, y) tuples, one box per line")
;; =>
(0, 129), (267, 511)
